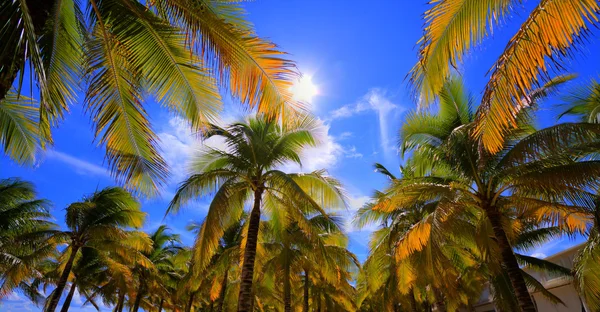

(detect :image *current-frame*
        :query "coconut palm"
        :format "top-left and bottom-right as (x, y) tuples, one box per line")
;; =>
(409, 0), (600, 153)
(168, 115), (346, 312)
(389, 77), (600, 312)
(0, 178), (56, 302)
(129, 225), (182, 312)
(0, 0), (300, 193)
(44, 187), (150, 312)
(557, 78), (600, 310)
(259, 212), (358, 312)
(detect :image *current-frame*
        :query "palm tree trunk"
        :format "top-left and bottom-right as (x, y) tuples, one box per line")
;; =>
(46, 245), (79, 312)
(303, 269), (309, 312)
(0, 0), (55, 102)
(283, 258), (292, 312)
(216, 270), (228, 312)
(113, 290), (125, 312)
(60, 284), (77, 312)
(488, 208), (536, 312)
(408, 288), (418, 312)
(157, 298), (164, 312)
(237, 188), (263, 312)
(117, 291), (125, 312)
(131, 284), (145, 312)
(316, 292), (321, 312)
(185, 292), (196, 312)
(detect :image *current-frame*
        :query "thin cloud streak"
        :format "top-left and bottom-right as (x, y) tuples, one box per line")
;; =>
(46, 150), (110, 177)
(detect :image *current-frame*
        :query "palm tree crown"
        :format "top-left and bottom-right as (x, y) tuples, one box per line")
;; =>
(169, 115), (347, 311)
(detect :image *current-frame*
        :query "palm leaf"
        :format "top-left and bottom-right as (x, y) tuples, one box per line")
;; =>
(154, 0), (301, 116)
(409, 0), (514, 103)
(475, 0), (600, 153)
(0, 93), (40, 164)
(85, 0), (167, 195)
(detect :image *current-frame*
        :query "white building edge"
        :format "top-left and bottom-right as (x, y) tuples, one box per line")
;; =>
(469, 244), (589, 312)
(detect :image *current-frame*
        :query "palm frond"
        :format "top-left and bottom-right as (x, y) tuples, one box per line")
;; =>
(475, 0), (600, 153)
(0, 93), (40, 164)
(409, 0), (514, 103)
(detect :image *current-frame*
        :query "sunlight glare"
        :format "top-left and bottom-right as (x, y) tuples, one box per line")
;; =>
(291, 75), (318, 104)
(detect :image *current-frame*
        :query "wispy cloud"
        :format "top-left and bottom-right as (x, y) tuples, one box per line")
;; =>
(342, 194), (372, 233)
(46, 150), (109, 177)
(344, 146), (363, 159)
(328, 89), (402, 159)
(338, 131), (353, 140)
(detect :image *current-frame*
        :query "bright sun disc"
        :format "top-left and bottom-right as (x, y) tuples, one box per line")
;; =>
(291, 75), (318, 104)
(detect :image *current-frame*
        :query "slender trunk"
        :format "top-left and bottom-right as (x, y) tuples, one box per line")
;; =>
(114, 290), (125, 312)
(157, 299), (164, 312)
(1, 0), (55, 101)
(209, 300), (214, 312)
(185, 292), (196, 312)
(216, 270), (228, 312)
(46, 245), (79, 312)
(408, 288), (418, 312)
(283, 257), (292, 312)
(60, 284), (77, 312)
(237, 188), (263, 312)
(316, 292), (321, 312)
(487, 208), (536, 312)
(131, 283), (145, 312)
(303, 269), (309, 312)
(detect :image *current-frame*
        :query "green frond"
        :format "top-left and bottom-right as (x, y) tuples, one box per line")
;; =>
(85, 2), (167, 195)
(191, 181), (248, 274)
(0, 93), (41, 164)
(558, 76), (600, 123)
(38, 0), (83, 139)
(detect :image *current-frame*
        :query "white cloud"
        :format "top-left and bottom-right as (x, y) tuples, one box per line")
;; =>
(280, 119), (343, 173)
(338, 131), (353, 140)
(344, 146), (363, 159)
(46, 150), (109, 177)
(328, 89), (402, 159)
(157, 117), (230, 185)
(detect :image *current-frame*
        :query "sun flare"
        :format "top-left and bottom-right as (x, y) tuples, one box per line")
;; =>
(291, 75), (318, 104)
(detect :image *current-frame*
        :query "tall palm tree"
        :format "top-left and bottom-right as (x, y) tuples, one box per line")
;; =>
(45, 187), (150, 312)
(168, 115), (346, 312)
(409, 0), (600, 153)
(385, 76), (599, 312)
(0, 0), (301, 193)
(0, 178), (56, 302)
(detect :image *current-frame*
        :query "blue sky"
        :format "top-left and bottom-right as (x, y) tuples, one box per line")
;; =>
(2, 0), (600, 311)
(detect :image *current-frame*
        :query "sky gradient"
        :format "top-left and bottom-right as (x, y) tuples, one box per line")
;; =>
(2, 1), (600, 311)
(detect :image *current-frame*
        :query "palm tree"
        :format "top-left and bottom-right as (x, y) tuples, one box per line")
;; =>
(259, 213), (357, 312)
(557, 78), (600, 310)
(0, 0), (300, 193)
(45, 187), (150, 312)
(409, 0), (600, 153)
(168, 115), (346, 312)
(0, 178), (56, 302)
(383, 76), (600, 312)
(129, 225), (181, 312)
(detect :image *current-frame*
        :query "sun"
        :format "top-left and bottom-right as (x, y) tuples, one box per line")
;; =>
(291, 75), (318, 104)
